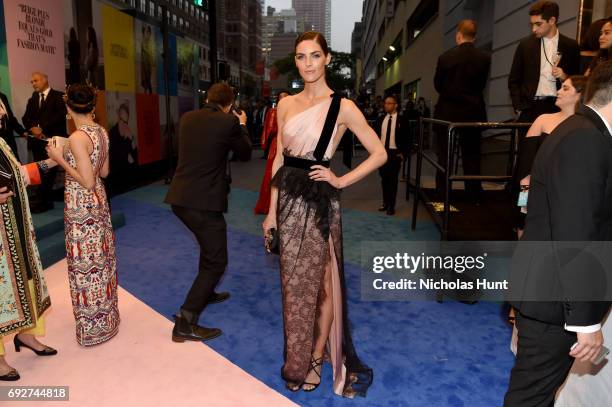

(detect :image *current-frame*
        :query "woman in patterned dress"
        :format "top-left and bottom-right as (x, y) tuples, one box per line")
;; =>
(262, 32), (386, 397)
(46, 84), (119, 346)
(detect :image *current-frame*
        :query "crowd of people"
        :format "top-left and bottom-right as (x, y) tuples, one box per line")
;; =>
(0, 0), (611, 404)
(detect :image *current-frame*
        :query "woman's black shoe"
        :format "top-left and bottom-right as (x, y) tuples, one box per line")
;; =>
(285, 381), (301, 392)
(14, 336), (57, 356)
(0, 369), (20, 381)
(302, 356), (323, 392)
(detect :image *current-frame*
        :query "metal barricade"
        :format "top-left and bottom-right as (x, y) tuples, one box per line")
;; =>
(410, 118), (532, 240)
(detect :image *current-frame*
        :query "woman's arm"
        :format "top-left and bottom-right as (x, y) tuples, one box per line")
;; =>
(20, 159), (58, 186)
(46, 131), (96, 190)
(266, 100), (288, 216)
(525, 115), (544, 138)
(100, 154), (109, 178)
(310, 100), (387, 189)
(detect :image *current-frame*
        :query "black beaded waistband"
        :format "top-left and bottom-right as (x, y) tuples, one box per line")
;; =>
(283, 154), (330, 169)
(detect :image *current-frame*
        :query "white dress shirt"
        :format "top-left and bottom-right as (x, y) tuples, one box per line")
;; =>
(39, 87), (51, 107)
(563, 105), (611, 334)
(381, 112), (398, 149)
(535, 30), (560, 98)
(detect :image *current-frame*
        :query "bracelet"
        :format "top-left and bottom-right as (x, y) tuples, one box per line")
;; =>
(37, 160), (50, 174)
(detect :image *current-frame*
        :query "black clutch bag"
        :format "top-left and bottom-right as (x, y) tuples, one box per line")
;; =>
(265, 228), (279, 255)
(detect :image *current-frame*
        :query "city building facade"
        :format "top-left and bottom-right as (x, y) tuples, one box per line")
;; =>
(360, 0), (586, 122)
(292, 0), (331, 40)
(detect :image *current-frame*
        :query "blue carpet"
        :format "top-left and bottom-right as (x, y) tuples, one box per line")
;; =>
(111, 186), (514, 406)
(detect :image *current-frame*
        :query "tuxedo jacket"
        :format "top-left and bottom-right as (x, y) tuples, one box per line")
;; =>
(21, 88), (67, 138)
(433, 42), (490, 122)
(375, 113), (410, 156)
(510, 105), (612, 326)
(165, 104), (252, 212)
(508, 34), (580, 111)
(0, 92), (26, 139)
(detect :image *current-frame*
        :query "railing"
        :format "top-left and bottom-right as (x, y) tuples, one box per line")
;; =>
(410, 118), (532, 240)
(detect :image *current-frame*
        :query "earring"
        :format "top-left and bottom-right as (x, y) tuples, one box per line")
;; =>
(66, 114), (72, 120)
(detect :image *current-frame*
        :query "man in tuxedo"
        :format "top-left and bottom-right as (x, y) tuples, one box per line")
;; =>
(165, 82), (251, 342)
(21, 72), (67, 212)
(434, 20), (490, 202)
(504, 61), (612, 407)
(377, 95), (408, 216)
(508, 1), (580, 129)
(0, 86), (26, 156)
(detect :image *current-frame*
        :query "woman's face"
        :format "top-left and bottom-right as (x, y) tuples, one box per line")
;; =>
(119, 108), (129, 124)
(599, 22), (612, 50)
(556, 79), (580, 109)
(294, 40), (331, 84)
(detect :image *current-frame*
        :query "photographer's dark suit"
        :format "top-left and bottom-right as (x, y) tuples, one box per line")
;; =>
(434, 42), (490, 200)
(21, 88), (67, 211)
(505, 105), (612, 406)
(165, 103), (251, 318)
(0, 91), (26, 156)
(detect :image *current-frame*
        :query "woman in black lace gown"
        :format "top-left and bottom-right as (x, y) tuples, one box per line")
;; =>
(262, 32), (386, 397)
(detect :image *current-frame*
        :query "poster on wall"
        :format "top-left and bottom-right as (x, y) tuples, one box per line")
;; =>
(106, 90), (138, 185)
(157, 31), (177, 96)
(0, 1), (10, 97)
(101, 4), (135, 93)
(135, 93), (160, 164)
(177, 37), (196, 97)
(159, 95), (178, 159)
(2, 0), (65, 122)
(135, 20), (158, 95)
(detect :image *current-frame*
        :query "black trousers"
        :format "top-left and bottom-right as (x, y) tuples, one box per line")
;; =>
(435, 128), (483, 200)
(29, 140), (56, 209)
(504, 313), (576, 407)
(379, 149), (402, 209)
(171, 205), (228, 316)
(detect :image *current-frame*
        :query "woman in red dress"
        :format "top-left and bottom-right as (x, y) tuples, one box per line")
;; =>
(254, 91), (290, 214)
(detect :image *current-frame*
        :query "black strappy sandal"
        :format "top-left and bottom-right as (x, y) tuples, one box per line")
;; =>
(285, 381), (301, 392)
(302, 356), (323, 392)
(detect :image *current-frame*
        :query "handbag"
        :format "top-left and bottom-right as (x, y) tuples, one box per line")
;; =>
(265, 228), (279, 255)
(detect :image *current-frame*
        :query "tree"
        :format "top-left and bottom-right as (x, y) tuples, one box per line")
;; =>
(273, 50), (355, 92)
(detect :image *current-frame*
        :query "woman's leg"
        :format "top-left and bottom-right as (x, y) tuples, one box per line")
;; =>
(303, 260), (334, 389)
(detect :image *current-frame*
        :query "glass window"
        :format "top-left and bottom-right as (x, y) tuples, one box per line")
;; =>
(406, 0), (439, 46)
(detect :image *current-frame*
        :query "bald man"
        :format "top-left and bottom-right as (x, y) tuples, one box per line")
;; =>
(22, 72), (67, 212)
(433, 20), (490, 203)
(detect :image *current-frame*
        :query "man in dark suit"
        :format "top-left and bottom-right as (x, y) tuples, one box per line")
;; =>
(504, 61), (612, 407)
(508, 1), (580, 128)
(0, 88), (26, 156)
(21, 72), (67, 212)
(377, 95), (408, 216)
(434, 20), (490, 202)
(165, 82), (251, 342)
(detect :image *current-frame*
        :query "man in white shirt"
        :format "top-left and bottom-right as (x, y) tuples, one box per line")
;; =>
(508, 1), (580, 128)
(377, 95), (408, 216)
